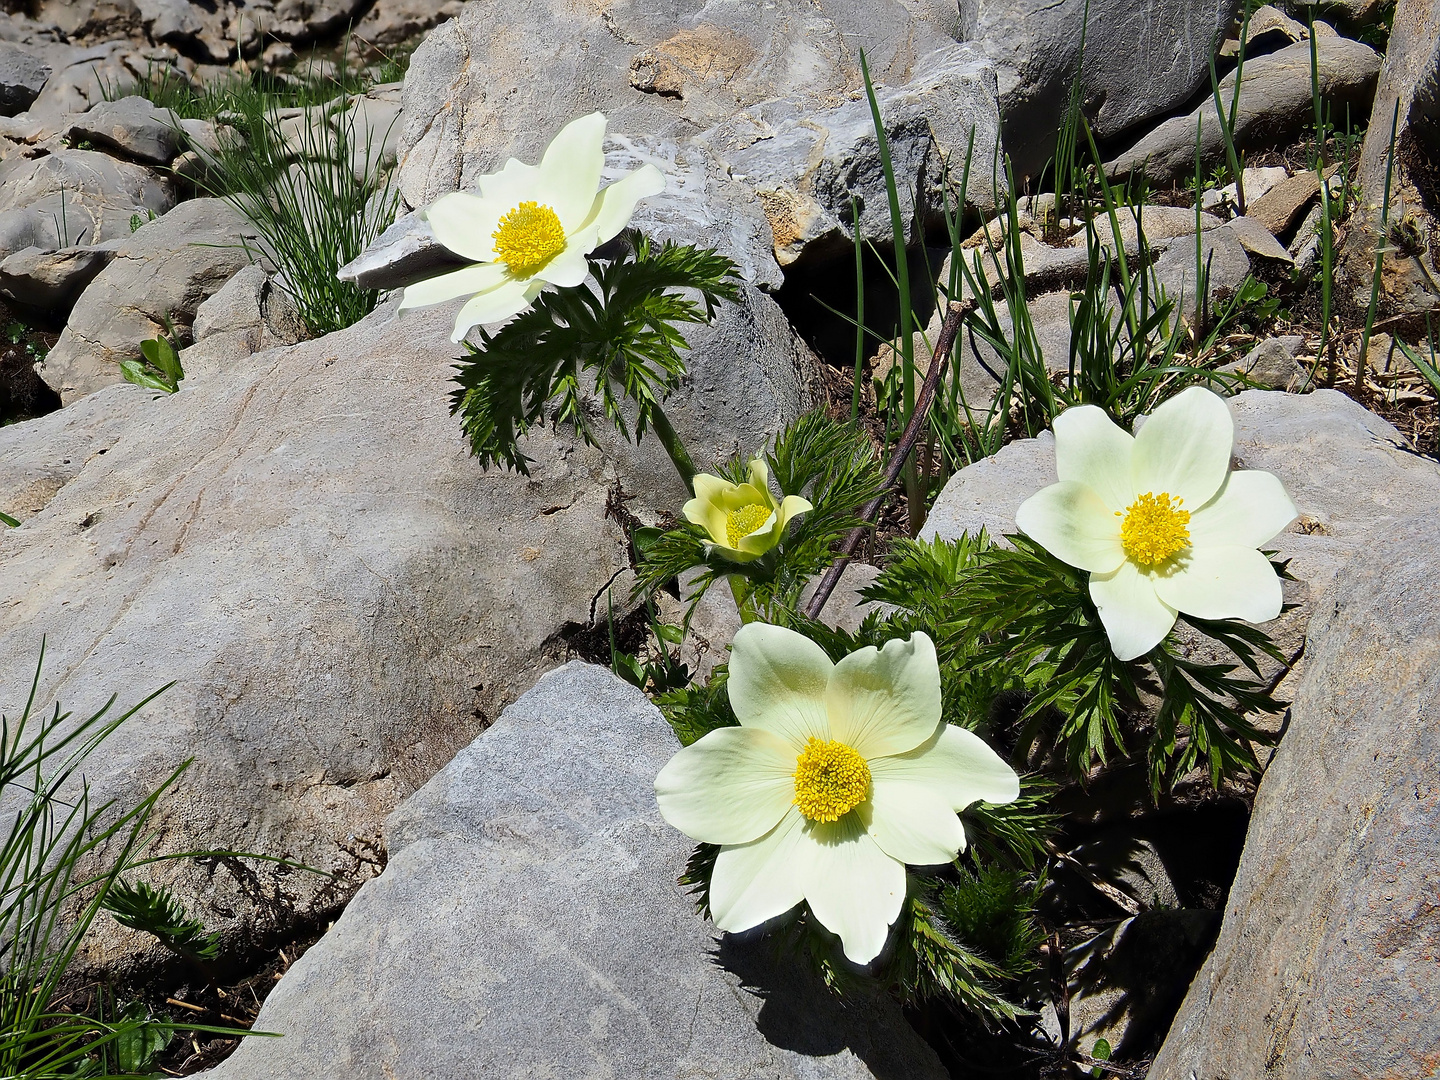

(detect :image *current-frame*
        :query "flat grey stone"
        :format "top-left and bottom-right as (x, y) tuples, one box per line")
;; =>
(1219, 334), (1305, 390)
(0, 243), (113, 309)
(1150, 514), (1440, 1079)
(1106, 38), (1383, 187)
(201, 662), (948, 1080)
(66, 95), (182, 165)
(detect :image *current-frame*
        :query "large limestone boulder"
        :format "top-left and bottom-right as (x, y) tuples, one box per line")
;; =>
(37, 198), (258, 403)
(203, 662), (947, 1080)
(959, 0), (1239, 182)
(0, 280), (812, 967)
(393, 0), (1000, 260)
(0, 40), (50, 116)
(1149, 515), (1440, 1079)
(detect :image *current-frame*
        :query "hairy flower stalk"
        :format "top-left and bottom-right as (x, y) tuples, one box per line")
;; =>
(655, 623), (1019, 965)
(1015, 387), (1298, 660)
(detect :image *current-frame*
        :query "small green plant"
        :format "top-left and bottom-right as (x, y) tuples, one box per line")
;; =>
(0, 510), (19, 528)
(1208, 2), (1253, 214)
(121, 332), (184, 394)
(102, 879), (222, 964)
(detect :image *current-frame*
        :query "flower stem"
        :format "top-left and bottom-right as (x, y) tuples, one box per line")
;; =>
(648, 401), (697, 496)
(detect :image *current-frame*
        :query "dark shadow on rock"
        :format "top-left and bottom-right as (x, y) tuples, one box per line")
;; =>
(715, 934), (931, 1080)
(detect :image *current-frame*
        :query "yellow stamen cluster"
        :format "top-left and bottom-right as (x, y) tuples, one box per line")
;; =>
(725, 503), (771, 547)
(792, 737), (871, 823)
(491, 201), (566, 277)
(1119, 491), (1191, 567)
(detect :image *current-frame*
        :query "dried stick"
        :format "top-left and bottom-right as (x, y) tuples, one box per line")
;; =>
(803, 298), (975, 621)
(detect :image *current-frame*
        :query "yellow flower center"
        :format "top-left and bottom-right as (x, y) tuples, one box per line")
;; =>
(1118, 491), (1191, 567)
(491, 201), (567, 277)
(792, 737), (871, 823)
(725, 503), (772, 547)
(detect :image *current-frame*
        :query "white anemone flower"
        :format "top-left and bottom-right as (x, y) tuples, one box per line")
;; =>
(399, 112), (664, 342)
(655, 623), (1020, 965)
(1015, 386), (1298, 662)
(682, 459), (813, 563)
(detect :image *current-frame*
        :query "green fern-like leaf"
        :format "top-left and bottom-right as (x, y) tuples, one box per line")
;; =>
(449, 231), (742, 473)
(103, 879), (220, 962)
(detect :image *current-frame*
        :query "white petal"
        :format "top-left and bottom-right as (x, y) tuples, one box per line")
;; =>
(868, 723), (1020, 812)
(449, 279), (533, 341)
(864, 782), (966, 866)
(825, 633), (942, 759)
(774, 494), (812, 531)
(423, 192), (503, 262)
(1088, 560), (1178, 661)
(1188, 470), (1298, 549)
(398, 262), (509, 311)
(530, 239), (592, 288)
(1131, 386), (1234, 509)
(710, 808), (808, 933)
(655, 726), (798, 845)
(1153, 546), (1284, 623)
(1054, 404), (1136, 512)
(476, 157), (542, 207)
(728, 623), (833, 749)
(1015, 481), (1127, 573)
(589, 164), (665, 244)
(799, 816), (906, 965)
(534, 112), (607, 228)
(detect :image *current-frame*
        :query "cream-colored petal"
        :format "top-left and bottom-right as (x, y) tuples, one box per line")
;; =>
(727, 623), (833, 749)
(682, 485), (730, 547)
(1054, 403), (1137, 512)
(397, 262), (509, 311)
(798, 815), (906, 965)
(423, 191), (503, 262)
(710, 808), (808, 933)
(1153, 546), (1284, 624)
(529, 239), (592, 288)
(655, 726), (797, 845)
(735, 510), (781, 556)
(1015, 481), (1127, 573)
(867, 723), (1020, 812)
(774, 494), (813, 531)
(533, 112), (606, 228)
(825, 633), (942, 759)
(449, 279), (533, 341)
(589, 163), (665, 244)
(864, 782), (966, 866)
(1187, 469), (1298, 549)
(1088, 560), (1178, 661)
(1131, 386), (1233, 509)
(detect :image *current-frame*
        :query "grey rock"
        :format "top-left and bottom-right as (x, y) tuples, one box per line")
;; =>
(0, 243), (114, 309)
(394, 0), (955, 211)
(1150, 221), (1253, 322)
(37, 198), (259, 403)
(183, 264), (305, 372)
(960, 0), (1238, 181)
(1249, 167), (1324, 239)
(334, 210), (465, 292)
(1218, 334), (1305, 390)
(270, 0), (369, 42)
(1150, 515), (1440, 1079)
(922, 389), (1440, 704)
(1198, 165), (1290, 212)
(1106, 38), (1382, 186)
(0, 41), (49, 116)
(1289, 202), (1324, 274)
(0, 148), (174, 260)
(66, 95), (181, 165)
(1228, 5), (1308, 54)
(202, 662), (946, 1080)
(1339, 0), (1440, 319)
